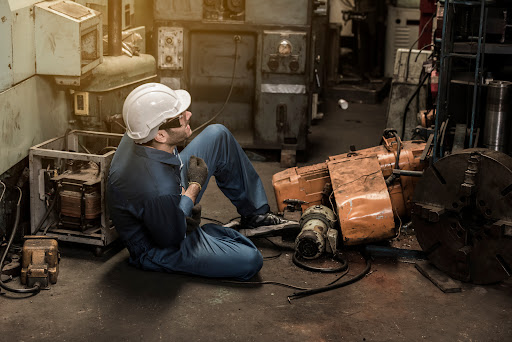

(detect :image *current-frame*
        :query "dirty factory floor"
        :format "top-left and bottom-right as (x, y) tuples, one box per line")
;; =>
(1, 96), (511, 342)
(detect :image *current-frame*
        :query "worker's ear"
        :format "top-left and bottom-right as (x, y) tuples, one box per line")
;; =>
(154, 130), (168, 144)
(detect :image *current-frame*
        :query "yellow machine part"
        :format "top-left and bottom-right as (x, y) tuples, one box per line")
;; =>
(272, 138), (426, 245)
(20, 237), (59, 286)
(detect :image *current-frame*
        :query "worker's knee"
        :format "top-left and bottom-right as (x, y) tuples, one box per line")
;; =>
(202, 124), (232, 143)
(238, 248), (263, 281)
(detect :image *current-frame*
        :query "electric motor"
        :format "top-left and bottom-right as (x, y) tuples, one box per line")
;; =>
(295, 205), (337, 259)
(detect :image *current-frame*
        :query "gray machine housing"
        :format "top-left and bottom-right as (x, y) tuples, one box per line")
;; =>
(153, 0), (317, 153)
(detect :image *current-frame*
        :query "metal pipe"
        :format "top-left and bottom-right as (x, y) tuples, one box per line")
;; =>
(108, 0), (122, 56)
(469, 1), (487, 149)
(483, 81), (512, 153)
(392, 169), (424, 177)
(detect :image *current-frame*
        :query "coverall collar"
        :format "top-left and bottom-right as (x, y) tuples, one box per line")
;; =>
(132, 142), (182, 166)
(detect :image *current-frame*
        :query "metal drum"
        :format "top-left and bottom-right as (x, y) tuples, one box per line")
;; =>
(483, 81), (512, 154)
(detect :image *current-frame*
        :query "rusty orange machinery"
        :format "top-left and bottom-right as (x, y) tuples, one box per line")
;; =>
(273, 137), (426, 245)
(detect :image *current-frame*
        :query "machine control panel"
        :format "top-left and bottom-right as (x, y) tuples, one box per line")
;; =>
(158, 27), (184, 70)
(262, 31), (306, 74)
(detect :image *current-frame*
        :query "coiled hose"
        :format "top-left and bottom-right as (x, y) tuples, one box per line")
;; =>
(0, 187), (41, 294)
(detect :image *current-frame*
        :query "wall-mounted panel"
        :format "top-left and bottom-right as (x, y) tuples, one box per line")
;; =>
(12, 4), (35, 84)
(158, 27), (184, 70)
(0, 76), (71, 175)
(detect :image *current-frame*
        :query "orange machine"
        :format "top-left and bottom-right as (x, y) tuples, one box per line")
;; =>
(273, 137), (426, 245)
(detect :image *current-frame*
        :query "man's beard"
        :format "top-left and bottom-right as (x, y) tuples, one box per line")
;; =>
(165, 127), (189, 146)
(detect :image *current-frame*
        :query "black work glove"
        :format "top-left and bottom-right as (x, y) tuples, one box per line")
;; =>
(186, 204), (202, 233)
(187, 156), (208, 189)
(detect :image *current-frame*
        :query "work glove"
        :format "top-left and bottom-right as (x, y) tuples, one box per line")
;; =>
(186, 204), (202, 233)
(187, 156), (208, 190)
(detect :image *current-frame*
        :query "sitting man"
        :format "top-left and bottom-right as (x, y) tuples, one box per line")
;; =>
(107, 83), (289, 281)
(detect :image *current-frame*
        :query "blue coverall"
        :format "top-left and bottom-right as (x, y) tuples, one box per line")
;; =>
(107, 124), (267, 280)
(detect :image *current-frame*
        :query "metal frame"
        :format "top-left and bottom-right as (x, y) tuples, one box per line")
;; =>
(29, 130), (123, 247)
(434, 0), (488, 162)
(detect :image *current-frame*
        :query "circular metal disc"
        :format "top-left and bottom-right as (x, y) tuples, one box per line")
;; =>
(412, 149), (512, 284)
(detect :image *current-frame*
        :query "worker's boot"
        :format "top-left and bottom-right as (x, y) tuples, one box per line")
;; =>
(238, 213), (299, 237)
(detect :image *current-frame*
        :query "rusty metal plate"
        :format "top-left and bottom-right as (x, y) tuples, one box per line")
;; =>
(328, 156), (395, 245)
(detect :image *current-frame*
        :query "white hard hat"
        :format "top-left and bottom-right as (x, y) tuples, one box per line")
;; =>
(122, 83), (191, 143)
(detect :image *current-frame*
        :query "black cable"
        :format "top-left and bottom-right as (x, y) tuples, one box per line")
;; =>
(221, 279), (310, 291)
(288, 255), (372, 301)
(292, 252), (348, 273)
(33, 192), (58, 235)
(415, 44), (435, 63)
(228, 216), (241, 223)
(405, 13), (436, 81)
(401, 72), (431, 140)
(392, 169), (424, 177)
(0, 187), (41, 295)
(201, 216), (225, 225)
(261, 238), (282, 260)
(192, 37), (240, 134)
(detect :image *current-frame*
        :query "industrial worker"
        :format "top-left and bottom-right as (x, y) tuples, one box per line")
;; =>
(107, 83), (289, 281)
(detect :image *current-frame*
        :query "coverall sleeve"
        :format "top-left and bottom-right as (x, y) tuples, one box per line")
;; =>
(141, 194), (190, 249)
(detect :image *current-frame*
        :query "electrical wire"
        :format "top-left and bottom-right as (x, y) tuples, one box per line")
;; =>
(401, 72), (431, 140)
(0, 180), (6, 203)
(221, 279), (311, 291)
(192, 37), (240, 134)
(261, 237), (282, 260)
(288, 255), (372, 301)
(394, 208), (403, 240)
(0, 187), (41, 295)
(385, 132), (402, 186)
(415, 44), (435, 62)
(33, 190), (58, 235)
(292, 252), (348, 273)
(405, 13), (436, 82)
(195, 215), (369, 300)
(200, 216), (225, 225)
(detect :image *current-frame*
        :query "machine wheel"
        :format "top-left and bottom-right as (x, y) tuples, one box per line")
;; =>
(412, 149), (512, 284)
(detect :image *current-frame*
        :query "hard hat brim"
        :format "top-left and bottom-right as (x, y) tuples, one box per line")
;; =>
(175, 90), (191, 115)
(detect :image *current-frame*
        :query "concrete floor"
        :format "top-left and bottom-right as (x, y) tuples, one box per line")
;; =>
(1, 97), (511, 342)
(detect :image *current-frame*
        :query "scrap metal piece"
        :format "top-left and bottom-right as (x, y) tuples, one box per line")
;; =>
(415, 261), (462, 293)
(412, 149), (512, 284)
(328, 156), (395, 245)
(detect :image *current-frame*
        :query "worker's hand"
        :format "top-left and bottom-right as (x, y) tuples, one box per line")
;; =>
(186, 204), (202, 233)
(187, 156), (208, 189)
